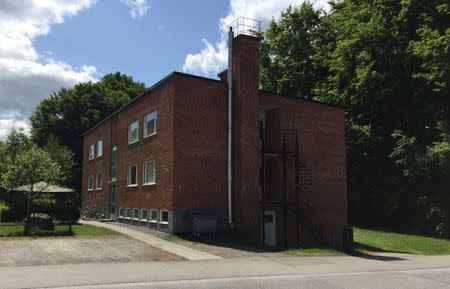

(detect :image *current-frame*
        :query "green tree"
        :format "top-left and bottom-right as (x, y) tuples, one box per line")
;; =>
(42, 136), (76, 188)
(30, 72), (146, 191)
(2, 146), (61, 234)
(260, 2), (322, 99)
(259, 0), (449, 235)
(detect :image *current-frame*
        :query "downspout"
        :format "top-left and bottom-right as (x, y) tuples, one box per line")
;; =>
(227, 27), (234, 228)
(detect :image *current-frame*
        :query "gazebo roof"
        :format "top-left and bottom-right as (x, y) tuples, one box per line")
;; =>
(13, 182), (74, 193)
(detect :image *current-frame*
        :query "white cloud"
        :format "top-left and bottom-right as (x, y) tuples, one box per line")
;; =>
(0, 0), (97, 140)
(182, 0), (329, 76)
(121, 0), (150, 19)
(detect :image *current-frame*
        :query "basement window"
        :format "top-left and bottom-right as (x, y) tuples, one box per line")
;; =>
(125, 208), (131, 219)
(160, 210), (169, 224)
(88, 144), (95, 160)
(127, 164), (137, 186)
(149, 209), (158, 223)
(87, 175), (93, 191)
(140, 209), (148, 221)
(143, 160), (156, 185)
(133, 208), (139, 220)
(95, 173), (102, 190)
(128, 120), (139, 144)
(118, 208), (124, 219)
(144, 111), (157, 138)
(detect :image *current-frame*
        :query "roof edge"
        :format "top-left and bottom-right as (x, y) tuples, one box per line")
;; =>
(260, 90), (345, 110)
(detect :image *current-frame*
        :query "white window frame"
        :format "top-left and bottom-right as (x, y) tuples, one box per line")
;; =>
(132, 208), (140, 220)
(118, 208), (124, 219)
(128, 120), (139, 144)
(125, 208), (131, 219)
(95, 173), (102, 190)
(88, 144), (95, 160)
(111, 146), (117, 181)
(96, 140), (103, 158)
(140, 209), (148, 221)
(142, 160), (156, 185)
(127, 164), (137, 187)
(149, 209), (158, 223)
(87, 175), (93, 191)
(143, 111), (157, 138)
(160, 209), (169, 224)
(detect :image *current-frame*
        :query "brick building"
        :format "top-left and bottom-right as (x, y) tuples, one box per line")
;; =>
(82, 26), (347, 248)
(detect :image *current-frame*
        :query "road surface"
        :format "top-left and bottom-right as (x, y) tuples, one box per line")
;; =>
(1, 253), (449, 289)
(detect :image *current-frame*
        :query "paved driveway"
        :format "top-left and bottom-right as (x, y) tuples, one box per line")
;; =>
(0, 236), (182, 267)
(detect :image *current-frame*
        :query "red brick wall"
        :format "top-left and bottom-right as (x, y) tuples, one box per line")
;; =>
(231, 35), (262, 241)
(172, 75), (228, 212)
(82, 80), (175, 211)
(261, 92), (348, 246)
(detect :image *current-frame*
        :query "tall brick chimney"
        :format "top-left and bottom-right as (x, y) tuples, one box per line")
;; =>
(231, 33), (262, 241)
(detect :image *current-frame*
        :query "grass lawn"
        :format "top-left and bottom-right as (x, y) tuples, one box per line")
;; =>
(0, 223), (120, 238)
(283, 247), (343, 256)
(354, 227), (450, 255)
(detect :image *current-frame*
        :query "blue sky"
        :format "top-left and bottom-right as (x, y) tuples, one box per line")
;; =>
(34, 1), (229, 85)
(0, 0), (328, 139)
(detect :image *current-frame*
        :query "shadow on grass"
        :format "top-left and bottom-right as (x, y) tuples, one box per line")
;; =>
(0, 224), (74, 238)
(166, 232), (341, 255)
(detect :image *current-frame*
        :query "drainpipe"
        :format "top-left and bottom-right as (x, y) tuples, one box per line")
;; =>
(227, 27), (234, 229)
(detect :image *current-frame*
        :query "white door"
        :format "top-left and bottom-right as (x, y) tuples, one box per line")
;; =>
(263, 211), (276, 247)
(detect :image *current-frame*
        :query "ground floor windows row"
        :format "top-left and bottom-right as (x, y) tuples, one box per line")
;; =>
(118, 208), (168, 225)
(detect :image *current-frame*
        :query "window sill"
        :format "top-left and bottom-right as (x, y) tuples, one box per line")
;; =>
(128, 140), (139, 145)
(126, 184), (138, 188)
(143, 132), (157, 139)
(149, 220), (158, 224)
(159, 221), (168, 225)
(142, 182), (156, 186)
(96, 155), (103, 159)
(87, 189), (93, 192)
(139, 219), (148, 222)
(118, 216), (124, 219)
(110, 177), (117, 182)
(95, 188), (102, 191)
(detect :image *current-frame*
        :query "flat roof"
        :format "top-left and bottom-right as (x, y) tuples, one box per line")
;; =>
(84, 71), (343, 136)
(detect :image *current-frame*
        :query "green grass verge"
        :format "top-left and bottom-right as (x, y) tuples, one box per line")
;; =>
(354, 227), (450, 255)
(0, 224), (120, 238)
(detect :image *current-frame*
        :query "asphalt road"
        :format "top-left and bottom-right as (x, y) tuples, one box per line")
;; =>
(52, 268), (450, 289)
(1, 254), (449, 289)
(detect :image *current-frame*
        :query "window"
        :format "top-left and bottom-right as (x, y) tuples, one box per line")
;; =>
(144, 111), (157, 137)
(127, 164), (137, 186)
(128, 120), (139, 144)
(160, 210), (169, 224)
(111, 146), (117, 180)
(88, 144), (95, 160)
(143, 160), (156, 185)
(125, 208), (131, 219)
(96, 140), (103, 157)
(140, 209), (148, 221)
(118, 208), (124, 219)
(95, 173), (102, 190)
(150, 209), (158, 223)
(87, 175), (93, 191)
(133, 208), (139, 220)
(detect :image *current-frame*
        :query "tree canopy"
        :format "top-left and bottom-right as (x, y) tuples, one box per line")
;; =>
(30, 72), (146, 191)
(260, 0), (449, 236)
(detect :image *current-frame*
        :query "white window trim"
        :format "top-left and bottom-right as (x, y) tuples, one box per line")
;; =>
(143, 111), (157, 138)
(128, 120), (139, 145)
(127, 164), (138, 187)
(95, 173), (102, 190)
(142, 160), (156, 186)
(149, 209), (158, 223)
(140, 209), (148, 221)
(87, 175), (93, 191)
(118, 208), (124, 219)
(132, 208), (140, 221)
(96, 140), (103, 158)
(88, 144), (95, 160)
(159, 209), (169, 224)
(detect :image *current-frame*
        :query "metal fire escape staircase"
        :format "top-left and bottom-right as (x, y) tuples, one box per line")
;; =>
(261, 130), (337, 248)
